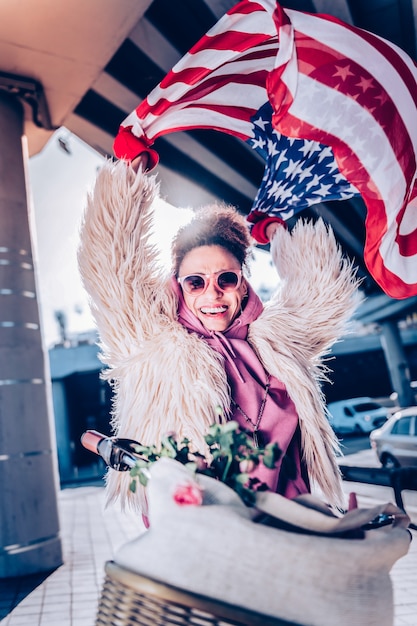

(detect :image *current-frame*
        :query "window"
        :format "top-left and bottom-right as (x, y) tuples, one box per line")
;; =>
(391, 417), (412, 436)
(354, 402), (381, 412)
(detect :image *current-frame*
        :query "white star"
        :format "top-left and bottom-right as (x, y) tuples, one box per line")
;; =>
(274, 148), (288, 169)
(251, 136), (266, 151)
(254, 116), (268, 131)
(267, 179), (281, 200)
(305, 196), (322, 207)
(317, 146), (333, 163)
(305, 173), (323, 191)
(289, 193), (301, 206)
(325, 159), (339, 175)
(283, 158), (303, 180)
(267, 138), (279, 157)
(334, 171), (347, 184)
(348, 183), (359, 194)
(339, 190), (357, 199)
(315, 183), (333, 198)
(297, 163), (315, 183)
(299, 140), (321, 159)
(276, 184), (295, 203)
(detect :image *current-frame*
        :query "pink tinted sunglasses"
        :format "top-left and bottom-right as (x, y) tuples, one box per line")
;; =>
(177, 269), (243, 295)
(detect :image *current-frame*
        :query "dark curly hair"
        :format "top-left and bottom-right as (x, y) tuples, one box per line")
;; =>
(171, 204), (253, 274)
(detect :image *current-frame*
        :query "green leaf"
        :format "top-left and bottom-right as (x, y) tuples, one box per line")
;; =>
(127, 420), (280, 510)
(161, 434), (178, 457)
(138, 472), (149, 487)
(263, 443), (282, 468)
(234, 472), (249, 485)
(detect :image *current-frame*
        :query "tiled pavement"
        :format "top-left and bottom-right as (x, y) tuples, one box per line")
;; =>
(0, 479), (416, 626)
(0, 485), (143, 626)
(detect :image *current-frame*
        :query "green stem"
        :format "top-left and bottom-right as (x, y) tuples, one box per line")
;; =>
(221, 451), (233, 483)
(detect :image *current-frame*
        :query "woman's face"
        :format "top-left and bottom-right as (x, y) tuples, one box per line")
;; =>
(178, 245), (247, 332)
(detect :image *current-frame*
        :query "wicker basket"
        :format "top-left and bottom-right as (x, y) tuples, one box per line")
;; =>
(96, 561), (297, 626)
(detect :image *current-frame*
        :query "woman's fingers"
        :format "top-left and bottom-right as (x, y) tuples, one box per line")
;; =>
(131, 153), (150, 172)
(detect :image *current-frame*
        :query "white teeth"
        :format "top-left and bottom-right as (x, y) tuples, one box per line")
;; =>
(201, 306), (227, 314)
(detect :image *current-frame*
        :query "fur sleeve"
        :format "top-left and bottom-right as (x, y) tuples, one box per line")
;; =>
(78, 160), (177, 366)
(257, 218), (361, 364)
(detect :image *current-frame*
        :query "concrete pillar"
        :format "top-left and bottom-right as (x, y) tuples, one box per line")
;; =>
(380, 320), (414, 408)
(0, 92), (63, 577)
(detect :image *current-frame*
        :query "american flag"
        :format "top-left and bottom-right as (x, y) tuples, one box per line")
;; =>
(248, 101), (359, 220)
(114, 0), (417, 300)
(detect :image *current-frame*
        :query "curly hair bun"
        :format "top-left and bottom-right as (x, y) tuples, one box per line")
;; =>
(171, 204), (253, 274)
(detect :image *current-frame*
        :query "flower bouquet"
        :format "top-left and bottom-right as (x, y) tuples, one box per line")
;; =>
(129, 420), (281, 507)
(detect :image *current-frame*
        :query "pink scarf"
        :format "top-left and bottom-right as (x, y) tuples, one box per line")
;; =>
(172, 276), (309, 498)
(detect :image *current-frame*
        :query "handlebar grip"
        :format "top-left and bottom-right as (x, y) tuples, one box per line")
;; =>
(81, 430), (105, 454)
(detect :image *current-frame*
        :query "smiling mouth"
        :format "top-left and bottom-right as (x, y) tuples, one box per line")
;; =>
(200, 306), (228, 315)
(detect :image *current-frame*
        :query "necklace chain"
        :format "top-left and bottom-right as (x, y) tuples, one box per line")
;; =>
(231, 374), (271, 447)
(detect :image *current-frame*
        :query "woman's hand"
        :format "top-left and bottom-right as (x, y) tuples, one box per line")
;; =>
(265, 222), (280, 241)
(250, 217), (286, 244)
(131, 153), (150, 172)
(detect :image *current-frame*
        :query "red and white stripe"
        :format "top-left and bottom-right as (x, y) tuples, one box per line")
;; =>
(115, 1), (276, 151)
(269, 4), (417, 298)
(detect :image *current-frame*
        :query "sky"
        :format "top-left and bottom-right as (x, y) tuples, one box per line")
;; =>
(28, 129), (278, 348)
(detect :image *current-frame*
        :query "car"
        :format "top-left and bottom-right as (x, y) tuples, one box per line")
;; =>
(370, 406), (417, 468)
(326, 397), (390, 435)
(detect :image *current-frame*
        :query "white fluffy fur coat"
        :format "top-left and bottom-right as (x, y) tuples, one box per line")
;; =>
(78, 160), (360, 512)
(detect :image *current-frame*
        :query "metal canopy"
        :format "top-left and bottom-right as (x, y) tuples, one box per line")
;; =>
(1, 0), (417, 307)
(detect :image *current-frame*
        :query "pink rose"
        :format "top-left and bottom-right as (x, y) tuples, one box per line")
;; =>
(239, 459), (255, 474)
(173, 482), (203, 506)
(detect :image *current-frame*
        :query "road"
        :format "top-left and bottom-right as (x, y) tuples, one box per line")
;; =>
(338, 434), (371, 455)
(337, 433), (379, 467)
(336, 432), (417, 524)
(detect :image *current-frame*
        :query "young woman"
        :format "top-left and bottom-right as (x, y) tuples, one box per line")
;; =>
(78, 159), (360, 513)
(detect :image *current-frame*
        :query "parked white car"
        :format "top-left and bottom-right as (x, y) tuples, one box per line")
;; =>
(326, 397), (390, 435)
(370, 406), (417, 468)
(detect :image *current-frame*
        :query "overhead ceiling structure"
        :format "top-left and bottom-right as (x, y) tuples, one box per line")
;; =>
(1, 0), (417, 318)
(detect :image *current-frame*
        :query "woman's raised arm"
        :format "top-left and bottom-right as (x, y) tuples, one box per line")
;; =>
(78, 160), (175, 366)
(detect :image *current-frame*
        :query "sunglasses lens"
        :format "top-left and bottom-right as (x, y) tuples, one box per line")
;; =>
(182, 275), (206, 294)
(217, 271), (240, 291)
